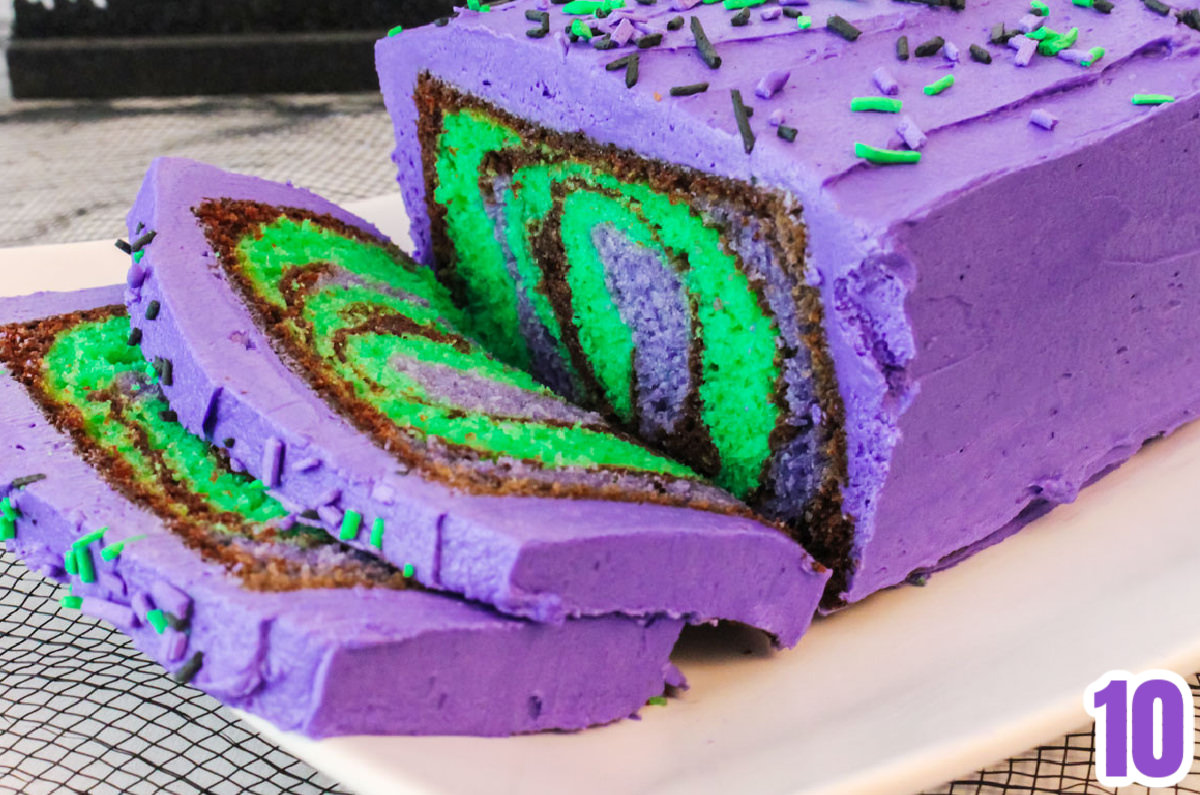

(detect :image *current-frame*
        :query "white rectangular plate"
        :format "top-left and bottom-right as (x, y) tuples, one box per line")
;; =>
(4, 195), (1199, 795)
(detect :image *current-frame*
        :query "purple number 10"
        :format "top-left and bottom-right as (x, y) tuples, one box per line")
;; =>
(1085, 670), (1195, 787)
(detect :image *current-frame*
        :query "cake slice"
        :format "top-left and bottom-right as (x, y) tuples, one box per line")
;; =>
(377, 1), (1200, 605)
(123, 158), (829, 646)
(0, 285), (684, 737)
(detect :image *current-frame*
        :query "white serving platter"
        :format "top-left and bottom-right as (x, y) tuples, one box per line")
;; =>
(3, 195), (1200, 795)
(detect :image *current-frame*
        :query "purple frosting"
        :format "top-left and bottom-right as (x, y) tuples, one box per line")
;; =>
(124, 158), (829, 646)
(377, 0), (1200, 604)
(0, 287), (684, 737)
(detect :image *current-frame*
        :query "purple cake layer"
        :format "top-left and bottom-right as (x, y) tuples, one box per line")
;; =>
(377, 0), (1200, 603)
(0, 285), (685, 738)
(124, 158), (829, 646)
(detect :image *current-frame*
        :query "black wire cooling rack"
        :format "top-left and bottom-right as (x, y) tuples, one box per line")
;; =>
(0, 548), (347, 795)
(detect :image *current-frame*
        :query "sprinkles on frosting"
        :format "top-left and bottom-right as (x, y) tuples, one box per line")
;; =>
(731, 89), (756, 153)
(1131, 94), (1175, 105)
(826, 15), (861, 41)
(852, 97), (903, 113)
(690, 16), (722, 68)
(855, 142), (922, 164)
(923, 74), (955, 96)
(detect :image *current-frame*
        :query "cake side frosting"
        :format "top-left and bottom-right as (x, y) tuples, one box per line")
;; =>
(125, 157), (829, 645)
(378, 0), (1200, 603)
(0, 287), (685, 737)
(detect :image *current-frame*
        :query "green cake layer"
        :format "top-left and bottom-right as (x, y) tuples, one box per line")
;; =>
(198, 199), (746, 511)
(0, 307), (404, 591)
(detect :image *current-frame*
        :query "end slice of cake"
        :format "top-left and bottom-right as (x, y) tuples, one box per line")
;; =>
(123, 157), (829, 647)
(0, 285), (684, 737)
(377, 1), (1200, 606)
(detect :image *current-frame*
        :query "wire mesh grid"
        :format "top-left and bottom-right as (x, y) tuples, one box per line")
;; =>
(0, 548), (347, 795)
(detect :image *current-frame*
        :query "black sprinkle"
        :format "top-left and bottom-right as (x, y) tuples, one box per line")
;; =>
(552, 0), (569, 4)
(907, 572), (929, 587)
(730, 89), (755, 154)
(173, 651), (204, 684)
(969, 43), (992, 63)
(434, 16), (450, 26)
(127, 327), (142, 346)
(596, 8), (610, 17)
(166, 611), (189, 631)
(670, 82), (709, 96)
(637, 33), (663, 47)
(731, 8), (751, 25)
(635, 0), (657, 5)
(593, 33), (616, 47)
(605, 54), (634, 71)
(130, 230), (156, 252)
(1143, 0), (1170, 13)
(744, 106), (754, 118)
(896, 34), (910, 60)
(527, 25), (549, 37)
(777, 125), (798, 142)
(135, 221), (145, 233)
(914, 35), (945, 56)
(1093, 0), (1113, 11)
(782, 7), (804, 17)
(154, 358), (173, 387)
(690, 16), (722, 68)
(223, 438), (235, 448)
(989, 22), (1013, 43)
(948, 0), (965, 10)
(667, 15), (685, 29)
(159, 409), (178, 423)
(10, 474), (47, 489)
(826, 15), (860, 41)
(144, 300), (160, 321)
(625, 53), (640, 88)
(525, 9), (546, 20)
(114, 239), (132, 255)
(1180, 7), (1200, 29)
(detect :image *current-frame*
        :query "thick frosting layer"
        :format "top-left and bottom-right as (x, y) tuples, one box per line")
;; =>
(0, 286), (684, 738)
(125, 157), (829, 645)
(378, 0), (1200, 602)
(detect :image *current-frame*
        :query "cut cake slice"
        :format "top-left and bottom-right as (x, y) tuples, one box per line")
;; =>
(0, 285), (684, 737)
(124, 158), (829, 647)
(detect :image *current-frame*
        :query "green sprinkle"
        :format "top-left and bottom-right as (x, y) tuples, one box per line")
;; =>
(64, 549), (78, 576)
(796, 15), (812, 29)
(570, 18), (593, 38)
(1025, 26), (1053, 41)
(402, 563), (415, 578)
(0, 499), (15, 520)
(1038, 26), (1077, 56)
(855, 142), (922, 165)
(0, 518), (14, 541)
(850, 97), (902, 113)
(370, 517), (385, 549)
(146, 608), (169, 634)
(60, 595), (83, 610)
(647, 695), (668, 706)
(923, 74), (955, 96)
(132, 250), (145, 264)
(100, 535), (145, 562)
(1131, 94), (1175, 105)
(73, 527), (107, 549)
(1071, 0), (1092, 6)
(75, 546), (96, 584)
(1031, 0), (1050, 13)
(339, 510), (363, 541)
(561, 0), (603, 12)
(387, 24), (404, 36)
(1081, 46), (1105, 66)
(723, 0), (764, 7)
